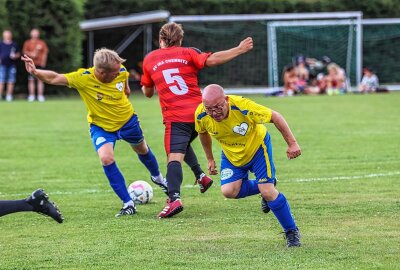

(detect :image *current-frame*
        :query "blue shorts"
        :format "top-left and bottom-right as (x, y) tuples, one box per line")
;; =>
(0, 65), (16, 83)
(89, 114), (144, 152)
(220, 133), (276, 185)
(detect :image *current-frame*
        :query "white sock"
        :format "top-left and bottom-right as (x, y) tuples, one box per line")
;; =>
(151, 173), (165, 183)
(124, 200), (135, 208)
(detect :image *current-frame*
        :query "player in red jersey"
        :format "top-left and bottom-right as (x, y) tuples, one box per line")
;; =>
(141, 22), (253, 218)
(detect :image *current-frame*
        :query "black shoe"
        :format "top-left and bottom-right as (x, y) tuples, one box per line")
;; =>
(26, 189), (64, 223)
(115, 205), (136, 217)
(284, 228), (301, 247)
(260, 178), (277, 214)
(261, 197), (271, 214)
(150, 175), (168, 196)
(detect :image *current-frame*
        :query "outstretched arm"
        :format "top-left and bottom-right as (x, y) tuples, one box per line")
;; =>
(21, 54), (68, 86)
(270, 110), (301, 159)
(205, 37), (253, 67)
(198, 132), (218, 175)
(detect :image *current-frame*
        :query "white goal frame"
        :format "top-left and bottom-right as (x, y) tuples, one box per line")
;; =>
(267, 18), (363, 89)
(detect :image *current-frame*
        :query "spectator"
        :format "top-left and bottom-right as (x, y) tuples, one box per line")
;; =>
(325, 63), (346, 95)
(0, 30), (20, 102)
(295, 55), (309, 92)
(282, 64), (299, 96)
(22, 28), (49, 102)
(358, 67), (379, 93)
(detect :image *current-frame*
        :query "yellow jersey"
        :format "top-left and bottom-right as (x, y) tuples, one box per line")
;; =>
(195, 95), (273, 166)
(64, 66), (134, 132)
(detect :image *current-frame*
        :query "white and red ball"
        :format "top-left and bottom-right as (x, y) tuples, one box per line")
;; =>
(128, 180), (153, 204)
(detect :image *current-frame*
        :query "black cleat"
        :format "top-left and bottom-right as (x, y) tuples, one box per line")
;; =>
(26, 189), (64, 223)
(261, 197), (271, 214)
(115, 205), (136, 217)
(151, 175), (169, 196)
(260, 178), (277, 214)
(284, 228), (301, 247)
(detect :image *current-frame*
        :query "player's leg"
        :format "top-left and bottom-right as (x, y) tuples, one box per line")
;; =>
(184, 130), (213, 193)
(0, 189), (64, 223)
(255, 133), (300, 247)
(120, 114), (167, 195)
(158, 122), (194, 218)
(220, 152), (259, 199)
(90, 124), (136, 217)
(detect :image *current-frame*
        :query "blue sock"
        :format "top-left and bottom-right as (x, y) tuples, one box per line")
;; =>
(103, 162), (131, 203)
(138, 147), (160, 177)
(267, 193), (297, 231)
(235, 179), (260, 198)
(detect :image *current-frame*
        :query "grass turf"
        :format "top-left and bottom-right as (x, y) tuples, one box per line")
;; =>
(0, 92), (399, 269)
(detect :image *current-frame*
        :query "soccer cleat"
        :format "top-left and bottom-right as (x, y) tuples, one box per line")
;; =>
(284, 228), (301, 247)
(26, 189), (64, 223)
(158, 199), (183, 218)
(261, 197), (271, 214)
(261, 178), (277, 214)
(115, 205), (136, 217)
(150, 175), (168, 196)
(195, 173), (213, 193)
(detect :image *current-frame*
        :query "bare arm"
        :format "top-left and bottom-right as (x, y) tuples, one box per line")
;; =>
(205, 37), (253, 67)
(21, 54), (68, 86)
(141, 86), (155, 98)
(270, 110), (301, 159)
(198, 132), (218, 175)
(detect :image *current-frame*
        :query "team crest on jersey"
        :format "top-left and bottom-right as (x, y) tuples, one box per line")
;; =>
(233, 122), (248, 136)
(116, 82), (124, 91)
(96, 92), (103, 101)
(220, 168), (233, 181)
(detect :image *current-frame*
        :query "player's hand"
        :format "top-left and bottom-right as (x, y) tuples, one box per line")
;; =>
(208, 159), (218, 175)
(21, 54), (36, 75)
(287, 142), (301, 159)
(238, 37), (253, 54)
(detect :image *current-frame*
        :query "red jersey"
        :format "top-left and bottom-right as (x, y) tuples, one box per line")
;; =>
(141, 46), (212, 123)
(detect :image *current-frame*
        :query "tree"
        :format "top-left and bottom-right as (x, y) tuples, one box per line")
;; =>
(5, 0), (83, 94)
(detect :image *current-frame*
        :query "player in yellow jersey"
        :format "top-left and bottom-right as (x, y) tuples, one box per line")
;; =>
(195, 84), (302, 247)
(21, 48), (168, 217)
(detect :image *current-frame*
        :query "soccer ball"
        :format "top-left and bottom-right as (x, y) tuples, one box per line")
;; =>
(128, 180), (153, 204)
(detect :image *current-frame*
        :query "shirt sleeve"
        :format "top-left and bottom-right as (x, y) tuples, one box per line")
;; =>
(188, 48), (212, 70)
(64, 68), (87, 90)
(195, 104), (207, 133)
(140, 57), (154, 87)
(242, 97), (273, 124)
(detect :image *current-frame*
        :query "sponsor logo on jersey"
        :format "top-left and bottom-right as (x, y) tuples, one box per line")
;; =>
(96, 93), (103, 101)
(220, 168), (234, 181)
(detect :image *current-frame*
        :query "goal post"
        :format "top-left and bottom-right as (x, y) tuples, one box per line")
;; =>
(267, 18), (363, 90)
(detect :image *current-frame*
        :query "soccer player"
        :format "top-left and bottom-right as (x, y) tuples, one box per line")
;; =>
(0, 189), (64, 223)
(21, 48), (168, 217)
(195, 84), (301, 247)
(141, 22), (253, 218)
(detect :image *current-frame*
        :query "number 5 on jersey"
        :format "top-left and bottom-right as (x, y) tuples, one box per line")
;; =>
(162, 68), (189, 95)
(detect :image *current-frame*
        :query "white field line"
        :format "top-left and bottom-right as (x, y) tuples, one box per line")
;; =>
(0, 171), (399, 198)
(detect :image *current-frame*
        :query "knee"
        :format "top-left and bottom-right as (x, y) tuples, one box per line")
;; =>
(260, 184), (279, 201)
(221, 185), (240, 199)
(100, 153), (115, 166)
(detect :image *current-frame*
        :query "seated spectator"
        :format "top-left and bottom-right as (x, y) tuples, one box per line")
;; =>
(282, 64), (299, 96)
(325, 63), (346, 95)
(294, 55), (309, 92)
(358, 67), (379, 93)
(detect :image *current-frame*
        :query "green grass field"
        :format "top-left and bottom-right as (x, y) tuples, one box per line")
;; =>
(0, 92), (399, 269)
